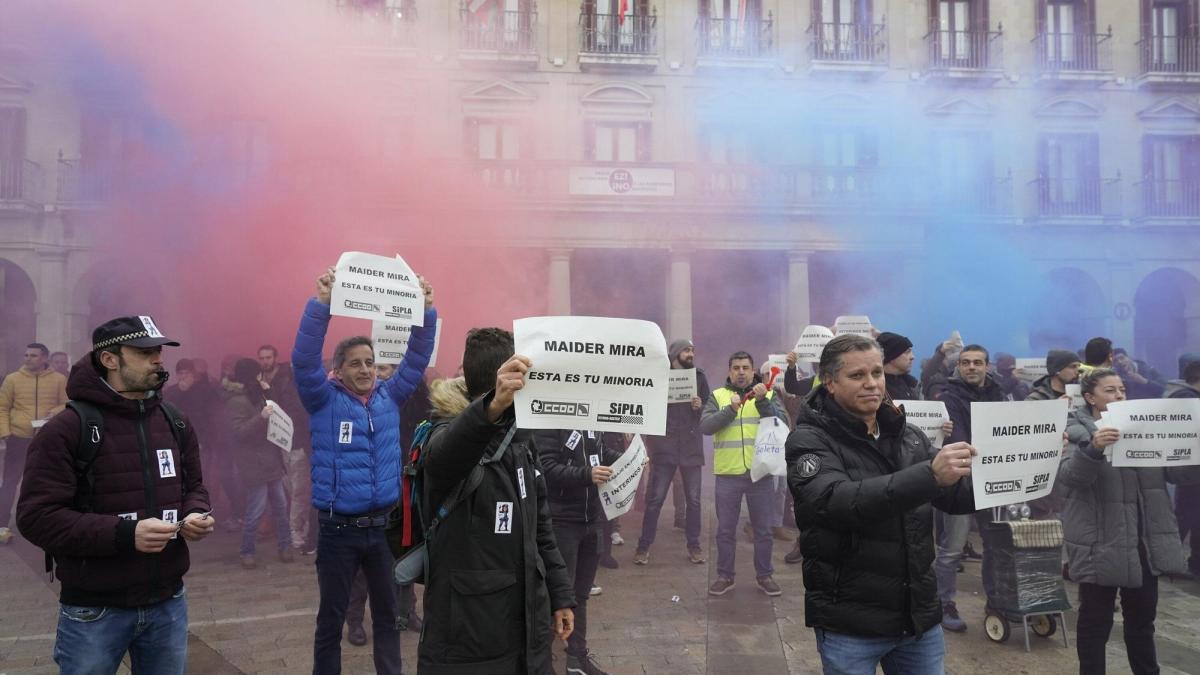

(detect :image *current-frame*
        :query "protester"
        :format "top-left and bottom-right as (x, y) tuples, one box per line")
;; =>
(699, 351), (789, 597)
(1059, 368), (1200, 675)
(418, 329), (575, 673)
(256, 344), (312, 551)
(993, 352), (1032, 401)
(215, 354), (247, 532)
(1083, 337), (1114, 371)
(293, 266), (436, 675)
(1166, 354), (1200, 577)
(538, 426), (622, 675)
(1026, 349), (1081, 401)
(16, 316), (214, 674)
(226, 358), (292, 568)
(921, 338), (960, 401)
(933, 343), (1005, 632)
(876, 331), (920, 401)
(1113, 348), (1166, 400)
(783, 351), (817, 398)
(0, 342), (68, 544)
(788, 334), (977, 673)
(635, 338), (710, 566)
(49, 351), (70, 377)
(343, 362), (425, 647)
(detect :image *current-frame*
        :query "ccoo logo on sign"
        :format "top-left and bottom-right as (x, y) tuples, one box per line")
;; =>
(530, 400), (590, 417)
(985, 480), (1022, 495)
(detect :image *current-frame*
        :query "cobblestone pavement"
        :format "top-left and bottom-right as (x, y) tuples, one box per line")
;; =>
(2, 501), (1198, 675)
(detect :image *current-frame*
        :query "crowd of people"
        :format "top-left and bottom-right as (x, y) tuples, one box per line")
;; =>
(1, 267), (1198, 675)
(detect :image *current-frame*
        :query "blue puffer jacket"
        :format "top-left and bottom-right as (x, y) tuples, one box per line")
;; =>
(292, 298), (437, 515)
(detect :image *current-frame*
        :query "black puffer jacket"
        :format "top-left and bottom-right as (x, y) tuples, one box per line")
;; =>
(536, 429), (622, 525)
(885, 373), (921, 402)
(786, 387), (974, 638)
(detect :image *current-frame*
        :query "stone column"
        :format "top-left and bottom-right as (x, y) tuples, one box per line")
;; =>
(35, 250), (69, 352)
(666, 248), (693, 341)
(547, 248), (572, 316)
(1108, 261), (1136, 351)
(786, 251), (812, 347)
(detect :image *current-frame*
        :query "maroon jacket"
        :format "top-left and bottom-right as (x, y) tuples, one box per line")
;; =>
(16, 356), (209, 608)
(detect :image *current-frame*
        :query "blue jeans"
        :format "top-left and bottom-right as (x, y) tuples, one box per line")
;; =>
(637, 463), (702, 551)
(241, 478), (291, 556)
(314, 518), (402, 675)
(814, 625), (945, 675)
(54, 586), (188, 675)
(714, 473), (775, 580)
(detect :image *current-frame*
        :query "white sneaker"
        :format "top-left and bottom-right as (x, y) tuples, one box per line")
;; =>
(610, 532), (624, 546)
(589, 585), (602, 596)
(0, 527), (12, 545)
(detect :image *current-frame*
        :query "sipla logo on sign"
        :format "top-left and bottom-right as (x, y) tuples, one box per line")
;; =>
(530, 400), (590, 417)
(597, 401), (644, 425)
(985, 480), (1022, 495)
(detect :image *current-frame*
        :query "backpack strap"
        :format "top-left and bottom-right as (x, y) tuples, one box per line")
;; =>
(426, 424), (517, 537)
(158, 400), (191, 497)
(51, 401), (105, 574)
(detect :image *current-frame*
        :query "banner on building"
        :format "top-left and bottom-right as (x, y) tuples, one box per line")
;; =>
(568, 167), (676, 197)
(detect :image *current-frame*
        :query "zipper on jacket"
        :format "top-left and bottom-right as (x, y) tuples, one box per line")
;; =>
(136, 400), (161, 590)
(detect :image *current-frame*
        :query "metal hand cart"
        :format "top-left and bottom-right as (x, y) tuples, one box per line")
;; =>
(980, 508), (1071, 652)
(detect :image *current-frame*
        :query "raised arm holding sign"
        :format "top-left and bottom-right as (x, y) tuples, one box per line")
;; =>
(970, 400), (1070, 509)
(330, 251), (424, 324)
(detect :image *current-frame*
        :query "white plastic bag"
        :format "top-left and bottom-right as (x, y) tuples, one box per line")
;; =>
(751, 416), (788, 481)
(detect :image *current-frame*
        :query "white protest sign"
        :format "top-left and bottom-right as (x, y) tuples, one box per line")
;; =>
(330, 251), (423, 324)
(428, 318), (442, 368)
(514, 316), (669, 435)
(668, 369), (697, 404)
(1105, 399), (1200, 467)
(834, 315), (873, 337)
(971, 400), (1070, 509)
(372, 321), (412, 364)
(598, 435), (649, 520)
(896, 400), (948, 448)
(1065, 383), (1084, 410)
(1014, 358), (1048, 384)
(793, 325), (834, 363)
(265, 400), (294, 452)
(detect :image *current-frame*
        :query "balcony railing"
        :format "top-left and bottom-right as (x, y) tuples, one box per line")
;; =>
(460, 6), (537, 53)
(0, 159), (42, 204)
(1138, 34), (1200, 74)
(335, 0), (417, 47)
(580, 11), (657, 55)
(926, 29), (1003, 71)
(697, 16), (774, 59)
(808, 22), (888, 65)
(930, 173), (1014, 215)
(1030, 176), (1121, 217)
(1138, 178), (1200, 217)
(1034, 30), (1112, 73)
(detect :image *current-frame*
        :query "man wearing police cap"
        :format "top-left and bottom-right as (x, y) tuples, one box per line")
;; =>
(17, 315), (214, 675)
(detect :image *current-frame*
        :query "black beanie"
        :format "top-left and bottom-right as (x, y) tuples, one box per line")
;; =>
(1046, 349), (1080, 377)
(876, 332), (913, 364)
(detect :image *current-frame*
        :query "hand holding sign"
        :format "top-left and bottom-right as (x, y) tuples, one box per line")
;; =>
(591, 466), (614, 485)
(932, 442), (976, 487)
(316, 266), (335, 305)
(488, 355), (532, 423)
(417, 274), (434, 310)
(1092, 427), (1121, 450)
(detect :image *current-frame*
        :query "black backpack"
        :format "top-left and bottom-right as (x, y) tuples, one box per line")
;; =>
(43, 399), (191, 573)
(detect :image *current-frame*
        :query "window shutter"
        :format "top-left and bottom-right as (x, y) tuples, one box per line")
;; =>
(636, 122), (651, 162)
(584, 120), (596, 160)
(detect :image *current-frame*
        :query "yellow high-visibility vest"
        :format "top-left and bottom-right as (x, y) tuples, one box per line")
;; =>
(711, 387), (776, 476)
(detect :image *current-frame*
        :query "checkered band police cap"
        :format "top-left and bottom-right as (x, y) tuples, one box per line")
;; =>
(91, 315), (181, 351)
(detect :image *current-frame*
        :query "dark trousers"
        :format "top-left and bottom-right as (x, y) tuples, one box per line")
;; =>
(1177, 484), (1200, 568)
(313, 518), (401, 675)
(554, 520), (601, 658)
(346, 571), (417, 629)
(973, 511), (996, 599)
(1076, 561), (1160, 675)
(637, 463), (702, 552)
(0, 436), (31, 528)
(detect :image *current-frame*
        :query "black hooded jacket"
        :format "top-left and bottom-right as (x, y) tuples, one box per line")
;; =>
(536, 429), (622, 525)
(885, 373), (921, 402)
(940, 375), (1006, 445)
(786, 387), (974, 638)
(419, 389), (575, 674)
